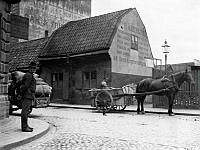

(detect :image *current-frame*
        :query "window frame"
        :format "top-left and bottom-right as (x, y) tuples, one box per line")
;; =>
(131, 35), (139, 50)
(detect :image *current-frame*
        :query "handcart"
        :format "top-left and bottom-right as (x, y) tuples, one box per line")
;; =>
(8, 71), (52, 114)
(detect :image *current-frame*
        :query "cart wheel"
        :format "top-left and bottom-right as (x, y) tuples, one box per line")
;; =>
(112, 105), (127, 111)
(95, 91), (113, 112)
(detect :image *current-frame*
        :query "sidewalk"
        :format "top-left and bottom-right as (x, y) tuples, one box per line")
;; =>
(0, 115), (49, 150)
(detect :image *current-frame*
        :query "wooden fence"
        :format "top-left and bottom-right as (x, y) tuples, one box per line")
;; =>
(152, 66), (200, 109)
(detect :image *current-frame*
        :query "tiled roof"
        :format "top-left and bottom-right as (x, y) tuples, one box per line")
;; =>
(9, 37), (48, 71)
(39, 8), (133, 58)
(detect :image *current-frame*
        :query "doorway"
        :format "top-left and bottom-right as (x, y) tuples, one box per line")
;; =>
(51, 72), (63, 100)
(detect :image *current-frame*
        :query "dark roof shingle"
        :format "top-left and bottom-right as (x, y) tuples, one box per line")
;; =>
(39, 8), (133, 58)
(9, 37), (48, 71)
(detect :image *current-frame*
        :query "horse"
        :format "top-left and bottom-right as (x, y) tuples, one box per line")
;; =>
(135, 70), (195, 116)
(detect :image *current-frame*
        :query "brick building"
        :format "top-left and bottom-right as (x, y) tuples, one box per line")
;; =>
(11, 0), (91, 40)
(0, 0), (21, 120)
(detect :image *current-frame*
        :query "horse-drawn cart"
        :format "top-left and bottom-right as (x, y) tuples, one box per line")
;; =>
(89, 84), (170, 113)
(89, 70), (195, 115)
(89, 84), (136, 112)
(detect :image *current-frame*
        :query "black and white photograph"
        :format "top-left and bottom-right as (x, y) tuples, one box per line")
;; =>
(0, 0), (200, 149)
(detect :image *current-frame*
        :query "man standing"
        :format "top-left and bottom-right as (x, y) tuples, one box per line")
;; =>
(20, 62), (37, 132)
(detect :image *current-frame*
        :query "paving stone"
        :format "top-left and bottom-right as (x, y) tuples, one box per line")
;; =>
(12, 107), (200, 150)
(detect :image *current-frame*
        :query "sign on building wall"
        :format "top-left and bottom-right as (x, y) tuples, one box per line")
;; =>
(194, 59), (200, 66)
(109, 10), (153, 76)
(19, 0), (91, 40)
(10, 14), (29, 40)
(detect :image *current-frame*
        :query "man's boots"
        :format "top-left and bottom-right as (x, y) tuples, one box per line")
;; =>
(21, 118), (33, 132)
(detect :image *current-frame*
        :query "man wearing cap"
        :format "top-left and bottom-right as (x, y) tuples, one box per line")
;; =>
(20, 62), (37, 132)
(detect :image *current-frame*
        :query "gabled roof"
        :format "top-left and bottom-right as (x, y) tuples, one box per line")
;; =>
(9, 37), (48, 71)
(39, 8), (133, 58)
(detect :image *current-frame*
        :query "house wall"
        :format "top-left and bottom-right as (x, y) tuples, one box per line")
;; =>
(156, 62), (194, 73)
(109, 9), (153, 78)
(39, 9), (154, 105)
(40, 59), (69, 101)
(111, 72), (149, 88)
(12, 0), (91, 40)
(0, 1), (16, 120)
(40, 54), (111, 104)
(69, 54), (111, 104)
(107, 9), (153, 104)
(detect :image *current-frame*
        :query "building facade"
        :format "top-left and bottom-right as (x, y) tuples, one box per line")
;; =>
(109, 9), (153, 87)
(11, 0), (91, 40)
(9, 8), (154, 104)
(39, 8), (154, 104)
(0, 0), (21, 120)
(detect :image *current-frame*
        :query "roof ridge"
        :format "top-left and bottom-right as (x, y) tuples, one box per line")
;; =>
(56, 8), (133, 31)
(105, 8), (133, 48)
(40, 8), (135, 58)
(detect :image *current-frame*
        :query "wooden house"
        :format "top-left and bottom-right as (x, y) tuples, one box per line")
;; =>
(9, 8), (154, 104)
(39, 8), (153, 104)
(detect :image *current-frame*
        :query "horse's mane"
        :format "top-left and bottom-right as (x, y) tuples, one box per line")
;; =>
(168, 71), (189, 87)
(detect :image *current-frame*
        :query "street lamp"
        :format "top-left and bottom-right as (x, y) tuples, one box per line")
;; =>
(162, 40), (170, 74)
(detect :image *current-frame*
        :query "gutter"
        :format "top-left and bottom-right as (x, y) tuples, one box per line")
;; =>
(39, 49), (109, 60)
(39, 56), (68, 60)
(69, 49), (108, 58)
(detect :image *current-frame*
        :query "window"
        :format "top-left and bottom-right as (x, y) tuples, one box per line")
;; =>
(131, 35), (138, 50)
(82, 71), (97, 88)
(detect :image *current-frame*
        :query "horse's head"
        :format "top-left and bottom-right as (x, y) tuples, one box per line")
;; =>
(183, 70), (195, 85)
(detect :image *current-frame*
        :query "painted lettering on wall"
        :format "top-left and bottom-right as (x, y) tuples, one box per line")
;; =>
(113, 30), (146, 66)
(113, 30), (131, 63)
(110, 11), (153, 76)
(20, 0), (91, 40)
(113, 20), (153, 66)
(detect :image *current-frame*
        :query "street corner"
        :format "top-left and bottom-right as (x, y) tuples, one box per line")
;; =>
(0, 115), (50, 150)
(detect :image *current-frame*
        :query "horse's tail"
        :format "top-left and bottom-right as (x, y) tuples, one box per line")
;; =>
(136, 82), (139, 93)
(135, 82), (141, 99)
(135, 80), (148, 99)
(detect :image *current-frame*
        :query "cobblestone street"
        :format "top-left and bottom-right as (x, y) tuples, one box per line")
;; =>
(12, 106), (200, 150)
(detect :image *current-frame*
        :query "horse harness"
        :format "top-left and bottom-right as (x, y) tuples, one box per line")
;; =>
(161, 74), (179, 92)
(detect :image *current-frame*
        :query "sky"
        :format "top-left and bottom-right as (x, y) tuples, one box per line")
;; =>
(91, 0), (200, 64)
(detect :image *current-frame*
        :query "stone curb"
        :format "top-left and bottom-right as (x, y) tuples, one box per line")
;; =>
(0, 119), (50, 150)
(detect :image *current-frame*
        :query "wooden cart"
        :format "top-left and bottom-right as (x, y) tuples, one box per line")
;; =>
(89, 84), (136, 112)
(8, 71), (52, 114)
(89, 84), (169, 112)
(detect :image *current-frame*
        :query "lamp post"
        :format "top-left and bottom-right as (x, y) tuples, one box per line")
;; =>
(162, 40), (170, 74)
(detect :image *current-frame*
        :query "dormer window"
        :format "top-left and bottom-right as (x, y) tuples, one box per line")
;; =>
(131, 35), (138, 50)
